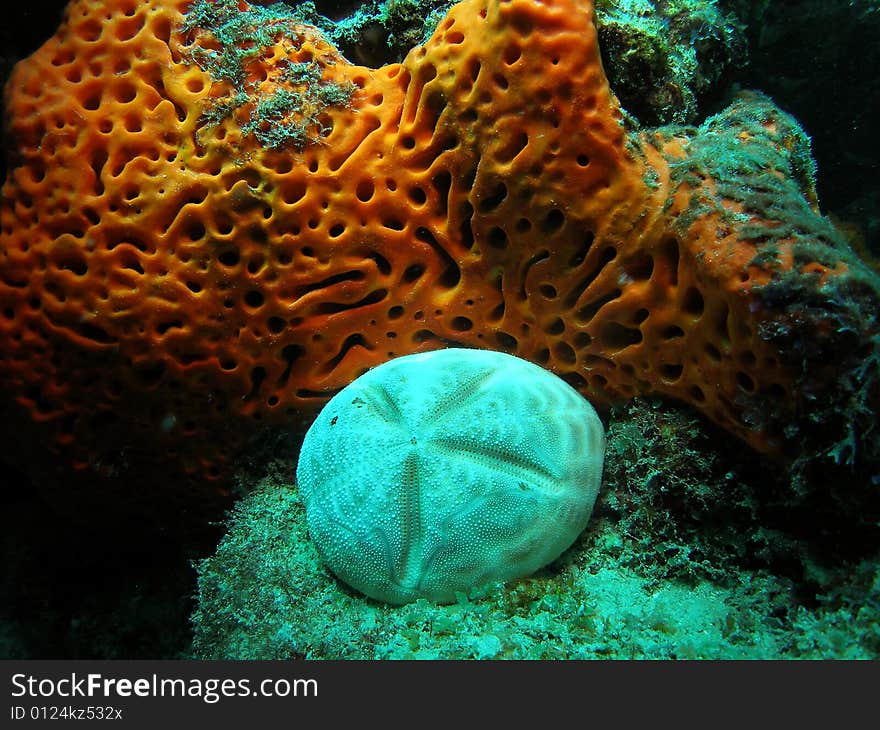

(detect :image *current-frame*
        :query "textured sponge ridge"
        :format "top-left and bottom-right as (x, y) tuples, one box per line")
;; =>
(0, 0), (878, 498)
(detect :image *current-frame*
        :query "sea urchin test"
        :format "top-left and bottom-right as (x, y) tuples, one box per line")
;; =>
(296, 348), (606, 604)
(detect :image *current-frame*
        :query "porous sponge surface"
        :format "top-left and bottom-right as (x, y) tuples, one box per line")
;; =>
(0, 0), (877, 486)
(296, 348), (605, 604)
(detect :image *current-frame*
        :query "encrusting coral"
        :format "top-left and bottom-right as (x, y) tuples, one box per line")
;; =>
(0, 0), (878, 500)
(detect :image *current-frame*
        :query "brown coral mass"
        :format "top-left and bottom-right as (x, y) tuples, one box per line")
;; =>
(1, 0), (877, 492)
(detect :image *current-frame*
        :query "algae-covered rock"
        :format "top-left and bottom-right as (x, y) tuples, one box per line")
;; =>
(595, 0), (746, 125)
(191, 399), (880, 660)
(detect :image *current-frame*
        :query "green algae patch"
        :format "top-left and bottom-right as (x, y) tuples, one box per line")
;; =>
(179, 0), (357, 151)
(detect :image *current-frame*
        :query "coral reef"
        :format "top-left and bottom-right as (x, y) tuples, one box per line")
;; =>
(297, 349), (605, 604)
(0, 0), (878, 514)
(191, 400), (880, 659)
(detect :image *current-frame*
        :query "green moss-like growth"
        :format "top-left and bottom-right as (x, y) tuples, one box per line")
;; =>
(290, 0), (454, 67)
(727, 0), (880, 258)
(595, 0), (746, 125)
(179, 0), (356, 151)
(191, 400), (880, 659)
(598, 399), (769, 587)
(662, 91), (834, 248)
(191, 462), (779, 660)
(656, 92), (880, 496)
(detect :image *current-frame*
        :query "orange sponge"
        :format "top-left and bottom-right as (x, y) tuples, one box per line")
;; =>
(1, 0), (877, 490)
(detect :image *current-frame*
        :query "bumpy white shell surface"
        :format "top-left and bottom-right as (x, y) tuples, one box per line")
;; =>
(296, 348), (606, 604)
